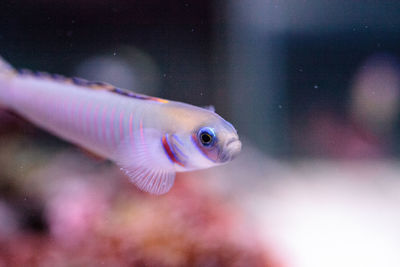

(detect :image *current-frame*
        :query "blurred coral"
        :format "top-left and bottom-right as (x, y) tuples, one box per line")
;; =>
(0, 130), (272, 266)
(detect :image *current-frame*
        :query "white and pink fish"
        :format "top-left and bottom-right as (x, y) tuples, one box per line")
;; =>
(0, 56), (241, 194)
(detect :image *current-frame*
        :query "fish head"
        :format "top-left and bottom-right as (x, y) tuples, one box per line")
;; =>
(165, 106), (241, 171)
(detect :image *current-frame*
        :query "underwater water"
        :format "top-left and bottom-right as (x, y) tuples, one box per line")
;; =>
(1, 1), (400, 266)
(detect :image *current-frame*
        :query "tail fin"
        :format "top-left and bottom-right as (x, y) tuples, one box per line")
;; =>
(0, 56), (14, 74)
(0, 56), (15, 109)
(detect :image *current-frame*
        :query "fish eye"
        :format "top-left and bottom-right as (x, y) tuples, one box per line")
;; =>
(198, 127), (216, 147)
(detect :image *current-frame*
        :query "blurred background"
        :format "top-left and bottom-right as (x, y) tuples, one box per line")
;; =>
(0, 0), (400, 266)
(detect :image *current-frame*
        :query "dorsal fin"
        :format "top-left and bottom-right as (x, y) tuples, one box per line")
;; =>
(16, 69), (169, 103)
(203, 105), (215, 112)
(111, 87), (169, 103)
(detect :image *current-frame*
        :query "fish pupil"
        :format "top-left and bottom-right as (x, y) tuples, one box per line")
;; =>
(201, 133), (212, 145)
(197, 127), (216, 147)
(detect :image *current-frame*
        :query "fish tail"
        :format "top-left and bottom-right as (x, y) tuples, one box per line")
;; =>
(0, 55), (15, 109)
(0, 56), (14, 75)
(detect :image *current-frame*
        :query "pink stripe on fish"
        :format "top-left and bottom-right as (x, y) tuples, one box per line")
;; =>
(94, 104), (101, 142)
(140, 119), (144, 143)
(129, 112), (134, 142)
(139, 119), (149, 156)
(110, 107), (116, 147)
(68, 97), (74, 130)
(84, 102), (92, 137)
(101, 105), (108, 145)
(119, 110), (124, 141)
(78, 100), (85, 135)
(68, 97), (74, 128)
(129, 113), (135, 151)
(64, 97), (71, 128)
(71, 97), (79, 132)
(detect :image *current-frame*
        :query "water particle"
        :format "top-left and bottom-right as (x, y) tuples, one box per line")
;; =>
(298, 68), (303, 72)
(191, 28), (195, 32)
(314, 84), (319, 89)
(163, 73), (167, 78)
(113, 51), (117, 56)
(278, 104), (282, 109)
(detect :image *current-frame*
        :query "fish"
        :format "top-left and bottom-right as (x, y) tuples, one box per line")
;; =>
(0, 56), (241, 194)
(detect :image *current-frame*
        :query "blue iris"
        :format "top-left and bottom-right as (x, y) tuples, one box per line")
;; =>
(198, 127), (216, 147)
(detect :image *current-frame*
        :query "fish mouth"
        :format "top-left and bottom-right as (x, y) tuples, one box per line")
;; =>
(219, 139), (242, 163)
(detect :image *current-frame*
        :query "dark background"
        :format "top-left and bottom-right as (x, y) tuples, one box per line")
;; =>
(1, 0), (400, 158)
(0, 1), (215, 106)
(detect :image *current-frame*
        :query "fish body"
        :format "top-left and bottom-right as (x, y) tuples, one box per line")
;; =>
(0, 56), (241, 194)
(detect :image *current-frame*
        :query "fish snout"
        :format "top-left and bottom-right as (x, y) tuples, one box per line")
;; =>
(219, 138), (242, 163)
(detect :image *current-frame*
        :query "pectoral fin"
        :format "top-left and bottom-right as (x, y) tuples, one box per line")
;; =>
(114, 129), (176, 195)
